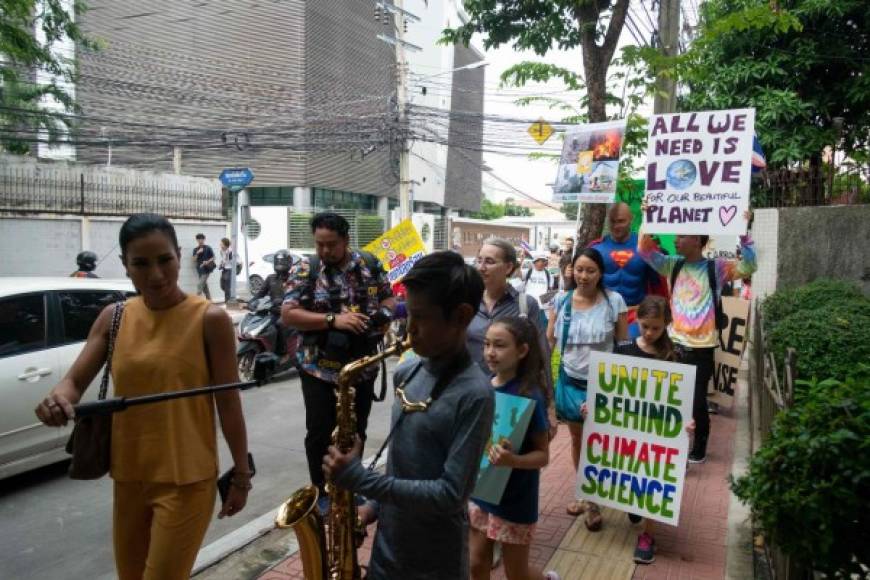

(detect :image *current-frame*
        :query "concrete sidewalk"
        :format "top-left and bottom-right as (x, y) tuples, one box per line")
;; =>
(252, 388), (748, 580)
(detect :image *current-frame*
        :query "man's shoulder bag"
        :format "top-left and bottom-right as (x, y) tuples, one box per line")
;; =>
(66, 300), (125, 480)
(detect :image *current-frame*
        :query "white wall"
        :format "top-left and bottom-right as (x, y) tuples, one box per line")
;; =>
(0, 214), (229, 298)
(235, 206), (290, 266)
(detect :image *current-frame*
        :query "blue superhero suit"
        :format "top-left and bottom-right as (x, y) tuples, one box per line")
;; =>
(590, 232), (664, 338)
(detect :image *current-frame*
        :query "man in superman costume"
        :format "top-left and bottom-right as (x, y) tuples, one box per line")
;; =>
(589, 203), (668, 338)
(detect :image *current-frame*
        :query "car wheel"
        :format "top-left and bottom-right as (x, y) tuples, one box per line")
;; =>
(249, 275), (264, 295)
(238, 350), (257, 382)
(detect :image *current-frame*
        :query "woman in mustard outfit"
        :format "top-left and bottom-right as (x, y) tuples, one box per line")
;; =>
(35, 213), (250, 580)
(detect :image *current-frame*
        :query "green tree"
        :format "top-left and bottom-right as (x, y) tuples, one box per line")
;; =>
(0, 0), (96, 154)
(676, 0), (868, 167)
(443, 0), (631, 245)
(468, 197), (506, 220)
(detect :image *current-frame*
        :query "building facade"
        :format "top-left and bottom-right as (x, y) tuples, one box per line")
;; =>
(70, 0), (484, 222)
(74, 0), (395, 215)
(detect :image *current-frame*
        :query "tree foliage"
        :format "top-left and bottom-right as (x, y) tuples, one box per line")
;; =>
(443, 0), (631, 245)
(675, 0), (869, 166)
(0, 0), (97, 154)
(468, 197), (532, 220)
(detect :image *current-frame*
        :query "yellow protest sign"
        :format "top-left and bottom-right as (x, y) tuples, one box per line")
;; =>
(363, 219), (427, 283)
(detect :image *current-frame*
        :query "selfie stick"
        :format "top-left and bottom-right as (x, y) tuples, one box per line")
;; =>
(72, 354), (278, 418)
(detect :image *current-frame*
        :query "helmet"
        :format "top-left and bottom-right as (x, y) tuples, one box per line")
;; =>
(76, 251), (97, 272)
(273, 250), (292, 274)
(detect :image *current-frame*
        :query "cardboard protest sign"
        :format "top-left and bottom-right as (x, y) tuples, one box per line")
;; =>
(577, 352), (696, 526)
(643, 108), (755, 236)
(554, 120), (626, 204)
(472, 391), (536, 505)
(709, 297), (751, 407)
(363, 219), (426, 284)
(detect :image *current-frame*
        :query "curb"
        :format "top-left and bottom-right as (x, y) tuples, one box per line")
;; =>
(725, 357), (754, 579)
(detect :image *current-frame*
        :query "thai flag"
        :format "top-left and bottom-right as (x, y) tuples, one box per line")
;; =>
(519, 240), (533, 257)
(752, 135), (767, 173)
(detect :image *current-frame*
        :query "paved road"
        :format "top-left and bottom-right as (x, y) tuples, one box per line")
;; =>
(0, 363), (398, 580)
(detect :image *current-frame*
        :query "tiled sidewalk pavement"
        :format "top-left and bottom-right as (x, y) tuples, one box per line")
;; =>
(258, 406), (736, 580)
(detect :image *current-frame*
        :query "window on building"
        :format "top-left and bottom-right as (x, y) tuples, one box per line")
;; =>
(312, 188), (377, 211)
(248, 186), (295, 206)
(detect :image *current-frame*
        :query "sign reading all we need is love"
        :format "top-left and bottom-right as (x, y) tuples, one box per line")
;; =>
(577, 352), (696, 526)
(643, 108), (755, 236)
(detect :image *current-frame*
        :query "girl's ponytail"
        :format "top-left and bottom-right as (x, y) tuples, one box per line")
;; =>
(636, 296), (676, 361)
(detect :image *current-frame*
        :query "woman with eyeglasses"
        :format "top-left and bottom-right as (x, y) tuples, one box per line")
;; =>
(466, 238), (550, 379)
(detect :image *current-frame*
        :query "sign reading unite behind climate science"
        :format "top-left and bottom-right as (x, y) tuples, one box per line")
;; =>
(577, 352), (696, 526)
(643, 108), (755, 236)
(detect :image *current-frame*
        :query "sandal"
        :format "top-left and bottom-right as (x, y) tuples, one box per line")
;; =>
(566, 499), (588, 516)
(584, 504), (603, 532)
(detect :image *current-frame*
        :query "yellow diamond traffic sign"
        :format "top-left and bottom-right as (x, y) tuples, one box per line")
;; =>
(527, 118), (554, 145)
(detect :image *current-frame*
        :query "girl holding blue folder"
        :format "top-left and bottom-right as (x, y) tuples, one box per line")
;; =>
(469, 317), (559, 580)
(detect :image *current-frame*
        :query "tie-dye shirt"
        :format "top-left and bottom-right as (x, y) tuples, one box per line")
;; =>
(638, 235), (757, 348)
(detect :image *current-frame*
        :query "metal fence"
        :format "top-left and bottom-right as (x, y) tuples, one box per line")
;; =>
(0, 160), (224, 220)
(752, 164), (869, 209)
(749, 304), (809, 580)
(287, 207), (385, 250)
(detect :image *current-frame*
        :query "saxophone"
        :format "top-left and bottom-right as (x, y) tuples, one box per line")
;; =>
(275, 338), (412, 580)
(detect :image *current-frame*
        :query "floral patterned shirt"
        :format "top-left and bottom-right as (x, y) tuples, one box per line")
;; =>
(283, 250), (393, 383)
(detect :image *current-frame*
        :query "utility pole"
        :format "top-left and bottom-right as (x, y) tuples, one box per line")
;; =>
(395, 0), (410, 221)
(654, 0), (680, 114)
(376, 1), (421, 222)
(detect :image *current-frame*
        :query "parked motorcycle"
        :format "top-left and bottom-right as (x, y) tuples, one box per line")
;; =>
(237, 297), (300, 381)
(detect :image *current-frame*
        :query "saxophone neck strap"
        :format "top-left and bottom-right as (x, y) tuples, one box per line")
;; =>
(366, 349), (472, 472)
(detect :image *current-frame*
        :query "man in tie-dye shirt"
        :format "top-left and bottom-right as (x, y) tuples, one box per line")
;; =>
(638, 232), (756, 463)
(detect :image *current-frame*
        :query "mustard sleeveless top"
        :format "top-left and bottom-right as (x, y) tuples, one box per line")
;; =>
(110, 295), (217, 484)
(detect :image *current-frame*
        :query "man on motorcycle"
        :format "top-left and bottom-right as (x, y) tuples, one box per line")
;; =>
(253, 249), (294, 363)
(70, 251), (99, 278)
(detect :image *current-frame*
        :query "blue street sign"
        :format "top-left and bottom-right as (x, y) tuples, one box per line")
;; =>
(219, 168), (254, 192)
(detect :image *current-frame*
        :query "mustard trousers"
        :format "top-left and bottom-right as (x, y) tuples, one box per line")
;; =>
(113, 479), (215, 580)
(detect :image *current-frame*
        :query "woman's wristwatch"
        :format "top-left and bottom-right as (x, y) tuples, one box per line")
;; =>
(326, 313), (336, 329)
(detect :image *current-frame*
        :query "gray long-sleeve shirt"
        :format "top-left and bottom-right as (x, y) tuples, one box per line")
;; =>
(336, 355), (494, 580)
(467, 286), (553, 396)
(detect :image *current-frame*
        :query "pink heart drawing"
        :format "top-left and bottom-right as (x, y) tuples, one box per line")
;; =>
(719, 205), (737, 226)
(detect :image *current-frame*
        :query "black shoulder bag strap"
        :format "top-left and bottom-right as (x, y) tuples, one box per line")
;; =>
(358, 250), (391, 403)
(707, 259), (726, 331)
(366, 351), (472, 471)
(669, 258), (686, 292)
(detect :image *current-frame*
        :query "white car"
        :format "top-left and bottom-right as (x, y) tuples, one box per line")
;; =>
(0, 277), (135, 479)
(246, 251), (304, 295)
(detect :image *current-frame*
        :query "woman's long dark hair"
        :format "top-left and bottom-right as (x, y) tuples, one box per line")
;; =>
(490, 316), (551, 408)
(572, 248), (606, 294)
(636, 295), (676, 361)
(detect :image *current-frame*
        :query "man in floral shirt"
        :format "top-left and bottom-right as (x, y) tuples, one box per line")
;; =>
(282, 212), (394, 497)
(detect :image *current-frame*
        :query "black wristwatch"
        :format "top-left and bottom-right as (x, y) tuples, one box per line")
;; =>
(325, 313), (336, 329)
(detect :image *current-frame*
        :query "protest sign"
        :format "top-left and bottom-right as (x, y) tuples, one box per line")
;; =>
(363, 219), (426, 284)
(472, 391), (536, 505)
(553, 120), (626, 204)
(643, 108), (755, 236)
(577, 352), (696, 526)
(709, 297), (751, 407)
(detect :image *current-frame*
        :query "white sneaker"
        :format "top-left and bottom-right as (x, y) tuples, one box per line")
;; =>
(545, 571), (561, 580)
